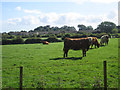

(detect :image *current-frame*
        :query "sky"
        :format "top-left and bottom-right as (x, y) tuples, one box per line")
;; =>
(0, 0), (119, 33)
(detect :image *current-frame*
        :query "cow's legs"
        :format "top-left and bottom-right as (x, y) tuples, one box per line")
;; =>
(84, 51), (86, 56)
(64, 49), (68, 58)
(91, 43), (93, 48)
(65, 51), (68, 57)
(82, 49), (86, 57)
(95, 44), (97, 48)
(64, 51), (66, 58)
(91, 44), (93, 48)
(106, 41), (108, 45)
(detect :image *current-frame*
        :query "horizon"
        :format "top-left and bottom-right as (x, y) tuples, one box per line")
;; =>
(0, 0), (118, 33)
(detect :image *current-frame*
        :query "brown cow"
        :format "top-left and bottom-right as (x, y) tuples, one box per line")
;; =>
(63, 37), (90, 58)
(42, 41), (49, 45)
(88, 37), (100, 48)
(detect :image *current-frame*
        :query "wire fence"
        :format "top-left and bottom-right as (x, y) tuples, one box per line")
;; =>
(1, 60), (118, 89)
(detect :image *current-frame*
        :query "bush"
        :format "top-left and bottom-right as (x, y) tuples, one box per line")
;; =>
(89, 34), (97, 37)
(88, 33), (108, 39)
(25, 38), (42, 44)
(61, 34), (71, 40)
(2, 39), (12, 45)
(45, 37), (62, 42)
(2, 36), (24, 45)
(12, 37), (24, 44)
(57, 35), (62, 38)
(111, 34), (120, 38)
(71, 34), (87, 38)
(70, 35), (82, 38)
(41, 34), (49, 38)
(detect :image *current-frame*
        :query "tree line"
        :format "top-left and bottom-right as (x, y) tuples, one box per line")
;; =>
(30, 21), (119, 33)
(1, 21), (120, 45)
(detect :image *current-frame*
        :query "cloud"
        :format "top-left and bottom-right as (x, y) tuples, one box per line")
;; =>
(15, 6), (22, 11)
(7, 18), (22, 25)
(7, 8), (118, 31)
(68, 0), (89, 4)
(23, 9), (42, 14)
(90, 0), (118, 3)
(2, 0), (119, 3)
(23, 15), (40, 25)
(70, 0), (118, 4)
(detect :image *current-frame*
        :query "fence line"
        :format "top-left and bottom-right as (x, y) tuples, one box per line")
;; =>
(1, 61), (118, 88)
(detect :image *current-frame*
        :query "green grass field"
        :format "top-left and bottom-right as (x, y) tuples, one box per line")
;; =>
(2, 38), (118, 88)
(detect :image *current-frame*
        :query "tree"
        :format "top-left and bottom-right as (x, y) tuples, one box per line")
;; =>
(112, 28), (118, 34)
(78, 24), (86, 30)
(116, 26), (120, 33)
(97, 21), (116, 33)
(86, 26), (93, 30)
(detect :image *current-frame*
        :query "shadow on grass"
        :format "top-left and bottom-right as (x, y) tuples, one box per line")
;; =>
(49, 57), (83, 60)
(100, 45), (106, 47)
(89, 48), (94, 50)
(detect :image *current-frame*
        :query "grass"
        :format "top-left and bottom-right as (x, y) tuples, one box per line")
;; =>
(2, 38), (118, 88)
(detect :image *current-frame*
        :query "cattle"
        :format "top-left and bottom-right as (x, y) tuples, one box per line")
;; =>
(63, 37), (90, 58)
(42, 41), (49, 45)
(88, 37), (100, 48)
(100, 35), (109, 45)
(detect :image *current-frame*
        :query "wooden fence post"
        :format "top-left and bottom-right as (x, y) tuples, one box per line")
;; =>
(20, 66), (23, 90)
(104, 61), (107, 89)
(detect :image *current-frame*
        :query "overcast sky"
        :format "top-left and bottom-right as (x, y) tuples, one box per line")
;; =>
(0, 0), (118, 32)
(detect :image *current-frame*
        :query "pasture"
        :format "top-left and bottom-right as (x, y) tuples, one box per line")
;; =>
(2, 38), (118, 88)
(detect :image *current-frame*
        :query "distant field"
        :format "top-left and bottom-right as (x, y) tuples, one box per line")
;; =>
(2, 38), (118, 88)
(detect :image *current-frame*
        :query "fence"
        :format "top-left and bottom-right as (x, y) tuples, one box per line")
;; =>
(1, 60), (118, 89)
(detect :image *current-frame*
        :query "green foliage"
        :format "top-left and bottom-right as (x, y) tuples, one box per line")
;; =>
(65, 33), (71, 37)
(86, 26), (93, 30)
(61, 33), (71, 40)
(2, 34), (15, 40)
(111, 33), (120, 38)
(112, 28), (118, 34)
(2, 38), (118, 88)
(41, 34), (49, 38)
(25, 38), (42, 44)
(12, 36), (24, 44)
(89, 33), (107, 39)
(78, 24), (86, 30)
(70, 34), (82, 38)
(21, 35), (29, 38)
(98, 21), (116, 33)
(45, 35), (62, 42)
(2, 39), (12, 45)
(49, 34), (57, 39)
(78, 25), (93, 31)
(2, 36), (24, 45)
(34, 25), (76, 32)
(36, 34), (41, 38)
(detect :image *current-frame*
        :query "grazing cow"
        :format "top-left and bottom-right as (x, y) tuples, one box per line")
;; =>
(42, 41), (49, 45)
(88, 37), (100, 48)
(63, 38), (90, 57)
(100, 35), (109, 45)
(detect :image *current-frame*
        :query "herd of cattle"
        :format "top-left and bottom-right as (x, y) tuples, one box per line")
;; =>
(41, 35), (109, 58)
(63, 35), (109, 58)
